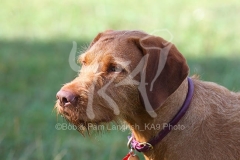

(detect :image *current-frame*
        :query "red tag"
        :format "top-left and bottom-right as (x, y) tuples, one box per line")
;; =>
(122, 153), (131, 160)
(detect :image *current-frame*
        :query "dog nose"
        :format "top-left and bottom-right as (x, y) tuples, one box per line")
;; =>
(56, 90), (78, 107)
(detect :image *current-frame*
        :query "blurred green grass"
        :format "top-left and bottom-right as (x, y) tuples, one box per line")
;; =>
(0, 0), (240, 160)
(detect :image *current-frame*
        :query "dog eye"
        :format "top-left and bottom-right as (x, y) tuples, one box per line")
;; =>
(108, 65), (122, 73)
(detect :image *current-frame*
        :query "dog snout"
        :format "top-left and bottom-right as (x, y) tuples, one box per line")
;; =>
(56, 90), (78, 107)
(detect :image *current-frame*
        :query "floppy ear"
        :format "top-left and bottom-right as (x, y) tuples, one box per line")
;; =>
(132, 35), (189, 116)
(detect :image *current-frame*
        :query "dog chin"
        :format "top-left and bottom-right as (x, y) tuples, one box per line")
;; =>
(55, 103), (116, 134)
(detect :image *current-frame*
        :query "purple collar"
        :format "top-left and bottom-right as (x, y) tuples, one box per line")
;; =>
(128, 77), (194, 152)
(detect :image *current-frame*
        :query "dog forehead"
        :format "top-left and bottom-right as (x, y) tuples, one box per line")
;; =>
(80, 30), (149, 67)
(80, 46), (118, 67)
(81, 39), (121, 62)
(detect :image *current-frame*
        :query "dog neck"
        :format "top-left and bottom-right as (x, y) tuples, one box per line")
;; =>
(125, 77), (191, 152)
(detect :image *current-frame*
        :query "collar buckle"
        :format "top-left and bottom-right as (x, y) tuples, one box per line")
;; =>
(138, 142), (153, 150)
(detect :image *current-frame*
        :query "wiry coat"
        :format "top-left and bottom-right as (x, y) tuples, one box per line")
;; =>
(55, 30), (240, 160)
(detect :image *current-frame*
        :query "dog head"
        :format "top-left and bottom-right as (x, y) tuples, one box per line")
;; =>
(55, 30), (189, 133)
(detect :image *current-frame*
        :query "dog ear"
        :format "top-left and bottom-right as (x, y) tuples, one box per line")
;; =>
(132, 35), (189, 115)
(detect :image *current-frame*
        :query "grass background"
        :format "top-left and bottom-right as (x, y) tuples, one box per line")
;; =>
(0, 0), (240, 159)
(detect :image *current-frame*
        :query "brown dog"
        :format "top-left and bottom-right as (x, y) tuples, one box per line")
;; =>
(55, 30), (240, 160)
